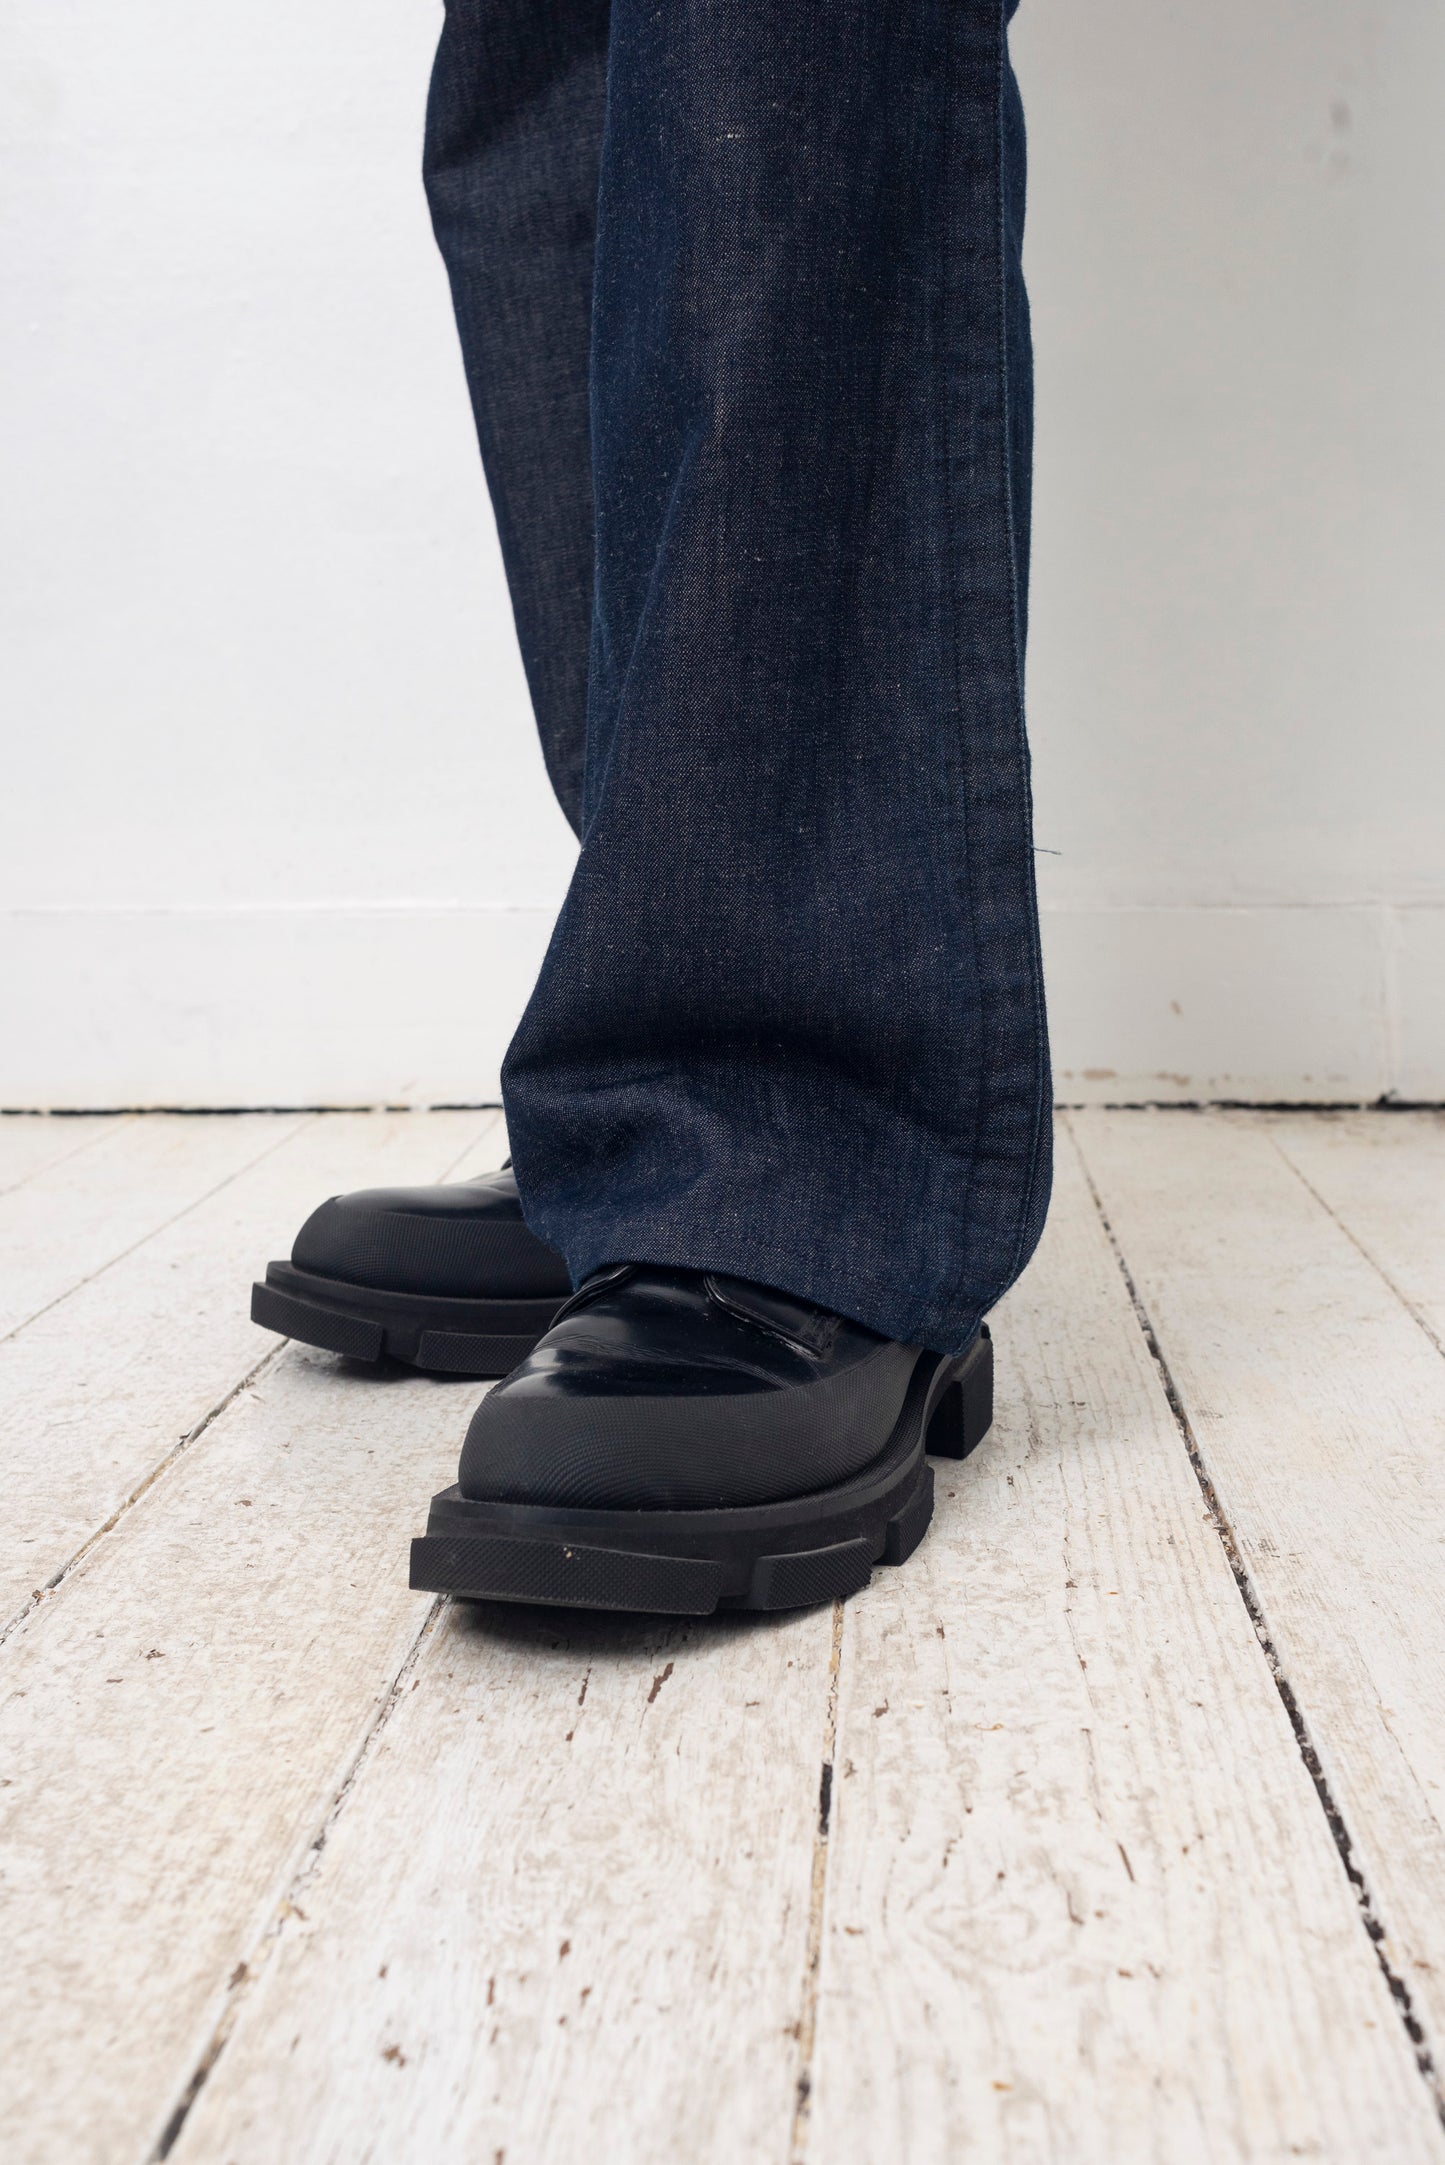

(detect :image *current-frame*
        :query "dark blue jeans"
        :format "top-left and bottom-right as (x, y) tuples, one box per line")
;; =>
(425, 0), (1051, 1357)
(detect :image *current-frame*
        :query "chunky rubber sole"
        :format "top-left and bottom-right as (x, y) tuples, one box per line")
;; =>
(409, 1326), (992, 1616)
(250, 1261), (565, 1377)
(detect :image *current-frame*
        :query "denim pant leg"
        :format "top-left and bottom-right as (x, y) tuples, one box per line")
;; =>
(430, 0), (1051, 1359)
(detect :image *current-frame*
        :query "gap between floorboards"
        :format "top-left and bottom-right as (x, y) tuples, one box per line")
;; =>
(1061, 1109), (1445, 2132)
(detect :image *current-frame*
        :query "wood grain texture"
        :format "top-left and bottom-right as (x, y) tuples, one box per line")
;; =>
(5, 1107), (1443, 2165)
(0, 1111), (306, 1341)
(0, 1340), (486, 2165)
(0, 1114), (126, 1195)
(1263, 1110), (1445, 1350)
(1, 1108), (500, 1628)
(169, 1600), (832, 2165)
(808, 1123), (1444, 2164)
(1071, 1108), (1445, 2062)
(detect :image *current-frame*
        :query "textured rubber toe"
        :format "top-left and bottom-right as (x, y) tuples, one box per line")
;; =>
(409, 1326), (993, 1613)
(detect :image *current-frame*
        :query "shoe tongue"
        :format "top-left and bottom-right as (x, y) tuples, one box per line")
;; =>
(704, 1274), (838, 1358)
(550, 1261), (637, 1325)
(465, 1162), (516, 1192)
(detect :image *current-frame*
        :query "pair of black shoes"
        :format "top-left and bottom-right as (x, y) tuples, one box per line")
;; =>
(251, 1165), (992, 1616)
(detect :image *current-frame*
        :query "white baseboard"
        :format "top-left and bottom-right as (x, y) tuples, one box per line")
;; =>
(1043, 903), (1441, 1104)
(1, 902), (1439, 1109)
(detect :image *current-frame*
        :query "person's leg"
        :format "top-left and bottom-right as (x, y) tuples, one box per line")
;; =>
(408, 0), (1047, 1612)
(501, 0), (1050, 1360)
(253, 0), (1046, 1418)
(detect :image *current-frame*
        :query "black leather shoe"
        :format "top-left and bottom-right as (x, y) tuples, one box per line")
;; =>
(410, 1265), (993, 1614)
(250, 1163), (571, 1375)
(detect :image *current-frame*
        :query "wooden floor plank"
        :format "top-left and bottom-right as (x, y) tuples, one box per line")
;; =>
(425, 1116), (510, 1184)
(1071, 1107), (1445, 2067)
(169, 1602), (830, 2165)
(0, 1114), (128, 1196)
(0, 1340), (487, 2165)
(809, 1121), (1444, 2164)
(1263, 1111), (1445, 1349)
(8, 1103), (1441, 2162)
(0, 1109), (500, 1630)
(0, 1112), (308, 1342)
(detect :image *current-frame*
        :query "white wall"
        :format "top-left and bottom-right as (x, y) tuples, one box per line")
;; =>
(1018, 0), (1445, 1102)
(2, 0), (1441, 1107)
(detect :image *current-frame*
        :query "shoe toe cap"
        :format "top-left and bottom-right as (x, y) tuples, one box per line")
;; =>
(291, 1185), (570, 1299)
(458, 1342), (912, 1511)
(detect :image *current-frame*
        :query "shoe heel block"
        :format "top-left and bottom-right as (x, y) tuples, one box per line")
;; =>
(924, 1325), (993, 1460)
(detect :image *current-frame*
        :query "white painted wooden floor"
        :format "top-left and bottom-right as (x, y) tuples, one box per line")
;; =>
(2, 1108), (1444, 2164)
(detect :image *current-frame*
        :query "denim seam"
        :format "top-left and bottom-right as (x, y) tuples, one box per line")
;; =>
(934, 1), (990, 1331)
(925, 0), (1048, 1344)
(992, 0), (1051, 1302)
